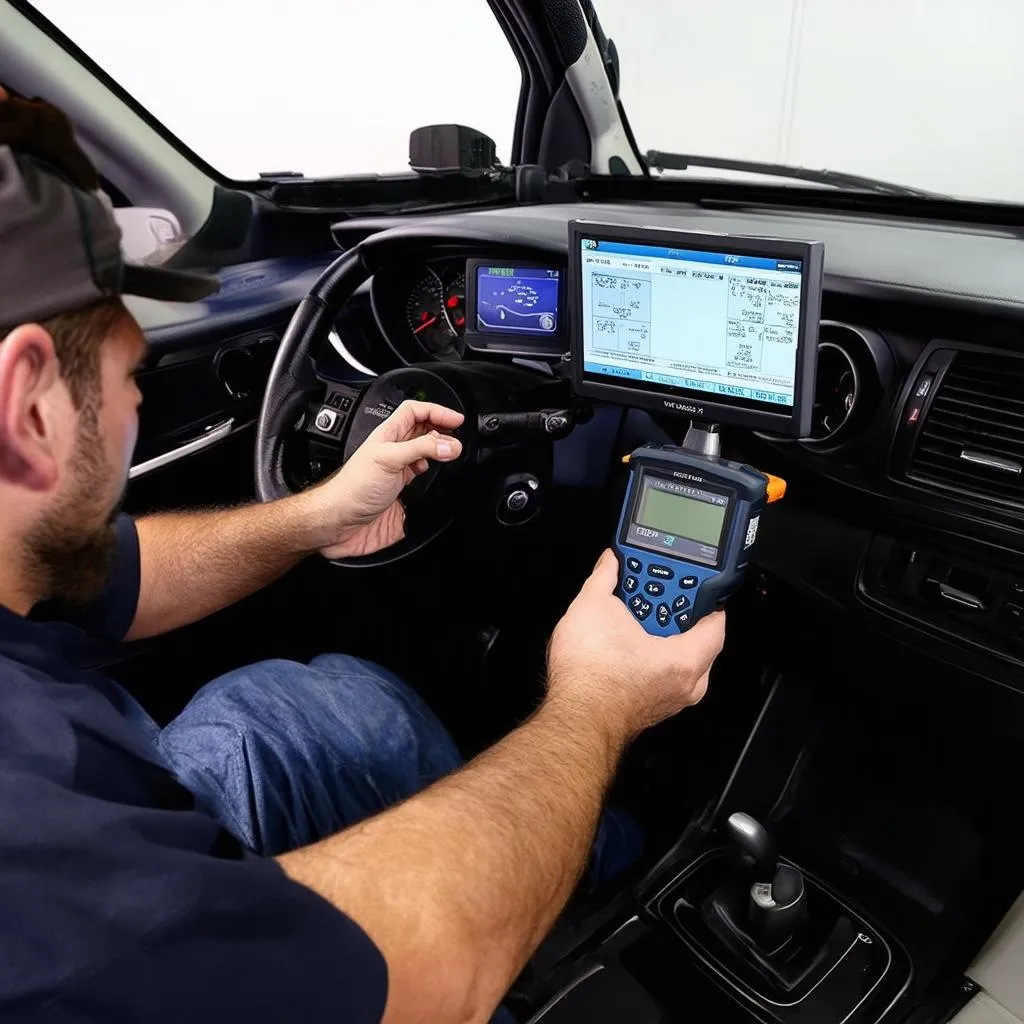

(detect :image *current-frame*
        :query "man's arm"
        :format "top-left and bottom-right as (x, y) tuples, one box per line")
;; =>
(128, 496), (325, 641)
(277, 551), (725, 1023)
(126, 401), (463, 641)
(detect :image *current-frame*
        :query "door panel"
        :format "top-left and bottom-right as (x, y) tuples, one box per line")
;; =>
(123, 253), (341, 510)
(130, 328), (278, 475)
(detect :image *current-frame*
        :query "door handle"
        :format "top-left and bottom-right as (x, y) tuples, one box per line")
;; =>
(129, 418), (235, 480)
(937, 581), (987, 612)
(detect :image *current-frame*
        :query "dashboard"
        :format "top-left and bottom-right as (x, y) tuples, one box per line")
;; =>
(328, 201), (1024, 693)
(366, 251), (880, 451)
(128, 198), (1024, 694)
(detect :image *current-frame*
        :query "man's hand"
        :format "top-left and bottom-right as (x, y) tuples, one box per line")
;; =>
(303, 400), (464, 559)
(547, 549), (725, 742)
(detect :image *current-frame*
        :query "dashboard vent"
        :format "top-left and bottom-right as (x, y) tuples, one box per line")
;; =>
(910, 351), (1024, 505)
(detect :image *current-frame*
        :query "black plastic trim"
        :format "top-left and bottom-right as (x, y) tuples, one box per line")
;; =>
(485, 0), (535, 165)
(489, 0), (591, 170)
(857, 536), (1024, 693)
(887, 343), (957, 479)
(798, 323), (895, 454)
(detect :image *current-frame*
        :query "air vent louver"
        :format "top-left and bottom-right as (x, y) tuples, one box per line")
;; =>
(909, 351), (1024, 506)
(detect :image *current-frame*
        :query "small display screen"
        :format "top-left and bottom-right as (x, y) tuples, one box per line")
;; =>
(475, 265), (560, 336)
(624, 475), (729, 566)
(579, 237), (802, 410)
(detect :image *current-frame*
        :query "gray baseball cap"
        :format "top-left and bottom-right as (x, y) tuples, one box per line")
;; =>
(0, 94), (219, 328)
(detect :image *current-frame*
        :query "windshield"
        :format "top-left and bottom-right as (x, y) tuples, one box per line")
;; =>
(597, 1), (1024, 204)
(31, 0), (523, 180)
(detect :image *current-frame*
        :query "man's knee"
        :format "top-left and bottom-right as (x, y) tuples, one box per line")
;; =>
(159, 655), (462, 853)
(163, 655), (462, 786)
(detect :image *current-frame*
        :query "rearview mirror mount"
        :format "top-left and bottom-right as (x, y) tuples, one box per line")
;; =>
(408, 124), (498, 176)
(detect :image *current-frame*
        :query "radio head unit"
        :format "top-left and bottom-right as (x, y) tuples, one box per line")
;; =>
(568, 220), (823, 436)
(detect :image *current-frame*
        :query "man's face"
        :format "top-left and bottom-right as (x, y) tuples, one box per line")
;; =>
(25, 315), (145, 604)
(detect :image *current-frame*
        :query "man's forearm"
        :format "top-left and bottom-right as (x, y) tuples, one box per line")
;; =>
(277, 690), (627, 1024)
(127, 493), (328, 641)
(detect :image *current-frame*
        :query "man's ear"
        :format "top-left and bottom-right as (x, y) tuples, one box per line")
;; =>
(0, 323), (66, 491)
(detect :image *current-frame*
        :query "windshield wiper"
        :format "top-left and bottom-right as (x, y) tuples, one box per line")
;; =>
(644, 151), (936, 198)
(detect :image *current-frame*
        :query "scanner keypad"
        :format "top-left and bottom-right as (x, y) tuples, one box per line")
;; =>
(621, 556), (700, 633)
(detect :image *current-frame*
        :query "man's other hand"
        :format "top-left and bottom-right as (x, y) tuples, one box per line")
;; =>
(305, 400), (464, 559)
(547, 549), (725, 742)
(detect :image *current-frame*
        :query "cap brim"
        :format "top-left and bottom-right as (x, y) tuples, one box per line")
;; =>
(121, 262), (220, 304)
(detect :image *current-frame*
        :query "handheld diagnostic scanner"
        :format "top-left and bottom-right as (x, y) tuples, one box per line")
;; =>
(567, 220), (823, 632)
(614, 445), (784, 634)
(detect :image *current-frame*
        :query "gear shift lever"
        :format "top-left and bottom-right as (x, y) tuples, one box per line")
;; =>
(726, 812), (778, 880)
(725, 812), (806, 952)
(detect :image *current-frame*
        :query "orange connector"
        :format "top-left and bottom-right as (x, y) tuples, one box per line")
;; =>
(764, 473), (787, 503)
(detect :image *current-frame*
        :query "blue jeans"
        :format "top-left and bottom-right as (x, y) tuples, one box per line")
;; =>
(159, 654), (641, 872)
(159, 654), (463, 855)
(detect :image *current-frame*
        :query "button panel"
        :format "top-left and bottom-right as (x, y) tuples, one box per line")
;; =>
(619, 554), (709, 632)
(309, 386), (360, 439)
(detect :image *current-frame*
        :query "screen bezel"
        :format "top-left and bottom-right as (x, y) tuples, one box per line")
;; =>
(568, 220), (823, 437)
(464, 258), (567, 357)
(619, 467), (734, 569)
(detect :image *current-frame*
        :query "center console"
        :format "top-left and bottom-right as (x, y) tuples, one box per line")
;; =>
(517, 634), (1024, 1024)
(649, 822), (907, 1024)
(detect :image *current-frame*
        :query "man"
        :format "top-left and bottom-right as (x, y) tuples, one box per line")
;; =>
(0, 88), (725, 1023)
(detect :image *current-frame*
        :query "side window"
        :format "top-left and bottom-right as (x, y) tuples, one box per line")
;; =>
(32, 0), (523, 180)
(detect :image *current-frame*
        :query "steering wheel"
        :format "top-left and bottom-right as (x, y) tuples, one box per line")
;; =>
(255, 228), (569, 568)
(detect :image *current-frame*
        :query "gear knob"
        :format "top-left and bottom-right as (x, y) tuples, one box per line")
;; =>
(726, 812), (778, 881)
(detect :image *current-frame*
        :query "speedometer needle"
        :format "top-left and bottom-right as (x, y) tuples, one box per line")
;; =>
(413, 315), (438, 334)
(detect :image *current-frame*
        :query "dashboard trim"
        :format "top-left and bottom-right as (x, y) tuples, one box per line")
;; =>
(335, 204), (1024, 323)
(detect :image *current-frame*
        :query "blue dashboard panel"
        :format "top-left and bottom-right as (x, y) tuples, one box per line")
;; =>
(475, 265), (560, 337)
(127, 252), (340, 353)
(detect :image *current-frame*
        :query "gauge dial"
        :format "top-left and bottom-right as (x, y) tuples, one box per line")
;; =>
(405, 268), (466, 359)
(443, 271), (466, 335)
(405, 274), (448, 354)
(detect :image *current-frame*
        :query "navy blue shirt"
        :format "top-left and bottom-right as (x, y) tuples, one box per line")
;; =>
(0, 516), (387, 1021)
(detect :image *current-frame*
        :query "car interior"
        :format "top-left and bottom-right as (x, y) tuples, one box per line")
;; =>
(3, 1), (1024, 1022)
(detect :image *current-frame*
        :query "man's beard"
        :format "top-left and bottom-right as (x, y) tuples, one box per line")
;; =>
(24, 404), (126, 606)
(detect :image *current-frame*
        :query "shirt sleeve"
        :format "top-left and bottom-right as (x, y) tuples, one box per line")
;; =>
(4, 771), (389, 1023)
(31, 513), (141, 642)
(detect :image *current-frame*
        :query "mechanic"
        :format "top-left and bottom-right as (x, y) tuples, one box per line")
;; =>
(0, 89), (725, 1023)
